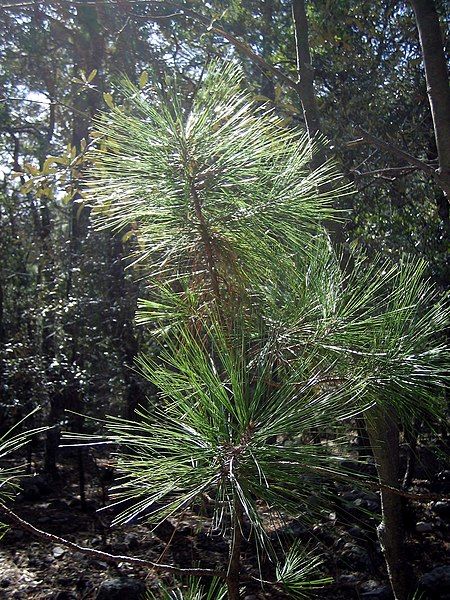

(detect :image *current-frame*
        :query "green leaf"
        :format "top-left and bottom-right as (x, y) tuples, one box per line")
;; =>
(139, 70), (149, 89)
(87, 68), (97, 82)
(102, 92), (114, 109)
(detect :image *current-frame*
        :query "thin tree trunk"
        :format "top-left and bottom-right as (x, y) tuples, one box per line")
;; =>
(107, 236), (147, 419)
(402, 424), (418, 489)
(291, 0), (321, 144)
(409, 0), (450, 443)
(227, 496), (244, 600)
(410, 0), (450, 198)
(291, 0), (352, 253)
(365, 409), (415, 600)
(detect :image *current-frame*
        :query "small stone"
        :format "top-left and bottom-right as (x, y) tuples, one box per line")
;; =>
(416, 521), (433, 533)
(47, 499), (70, 510)
(361, 585), (393, 599)
(124, 533), (140, 550)
(338, 574), (358, 586)
(419, 565), (450, 596)
(348, 525), (366, 541)
(338, 543), (371, 571)
(96, 578), (146, 600)
(52, 546), (66, 558)
(432, 500), (450, 519)
(361, 579), (381, 592)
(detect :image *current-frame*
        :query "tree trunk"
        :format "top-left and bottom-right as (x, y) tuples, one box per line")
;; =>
(365, 410), (415, 600)
(402, 424), (418, 489)
(410, 0), (450, 199)
(291, 0), (321, 144)
(227, 496), (244, 600)
(107, 236), (147, 419)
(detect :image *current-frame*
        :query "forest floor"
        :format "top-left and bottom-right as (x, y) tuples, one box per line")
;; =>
(0, 451), (449, 600)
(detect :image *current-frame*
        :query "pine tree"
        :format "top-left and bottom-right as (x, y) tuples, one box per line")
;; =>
(85, 61), (449, 600)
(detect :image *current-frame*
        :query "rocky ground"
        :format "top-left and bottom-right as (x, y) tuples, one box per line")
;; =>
(0, 454), (449, 599)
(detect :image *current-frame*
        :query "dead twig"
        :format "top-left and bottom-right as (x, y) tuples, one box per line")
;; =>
(0, 503), (226, 579)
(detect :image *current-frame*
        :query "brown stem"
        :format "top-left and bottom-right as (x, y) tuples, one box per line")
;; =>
(227, 495), (244, 600)
(190, 181), (222, 308)
(0, 503), (225, 579)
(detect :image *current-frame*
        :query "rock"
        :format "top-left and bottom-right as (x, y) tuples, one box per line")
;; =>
(96, 578), (146, 600)
(361, 585), (393, 599)
(360, 579), (379, 591)
(47, 499), (70, 510)
(419, 566), (450, 598)
(338, 542), (371, 571)
(52, 546), (66, 558)
(348, 525), (367, 542)
(19, 475), (52, 500)
(124, 533), (140, 550)
(338, 573), (359, 586)
(341, 490), (378, 503)
(0, 578), (11, 588)
(432, 500), (450, 519)
(354, 497), (380, 513)
(416, 521), (433, 533)
(19, 483), (40, 500)
(90, 560), (109, 570)
(269, 518), (310, 541)
(110, 542), (128, 554)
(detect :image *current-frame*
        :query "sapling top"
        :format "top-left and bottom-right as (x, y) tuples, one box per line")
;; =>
(84, 61), (449, 599)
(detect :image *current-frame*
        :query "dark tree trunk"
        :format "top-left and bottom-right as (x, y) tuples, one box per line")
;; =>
(290, 0), (350, 252)
(366, 410), (415, 600)
(291, 0), (321, 143)
(44, 399), (62, 479)
(108, 236), (147, 419)
(227, 496), (244, 600)
(410, 0), (450, 199)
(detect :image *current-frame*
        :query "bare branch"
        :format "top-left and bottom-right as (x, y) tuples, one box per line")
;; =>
(352, 127), (450, 197)
(0, 503), (226, 579)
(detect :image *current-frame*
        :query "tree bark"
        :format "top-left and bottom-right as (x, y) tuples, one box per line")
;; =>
(410, 0), (450, 199)
(227, 496), (244, 600)
(108, 236), (147, 419)
(291, 0), (321, 143)
(365, 410), (415, 600)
